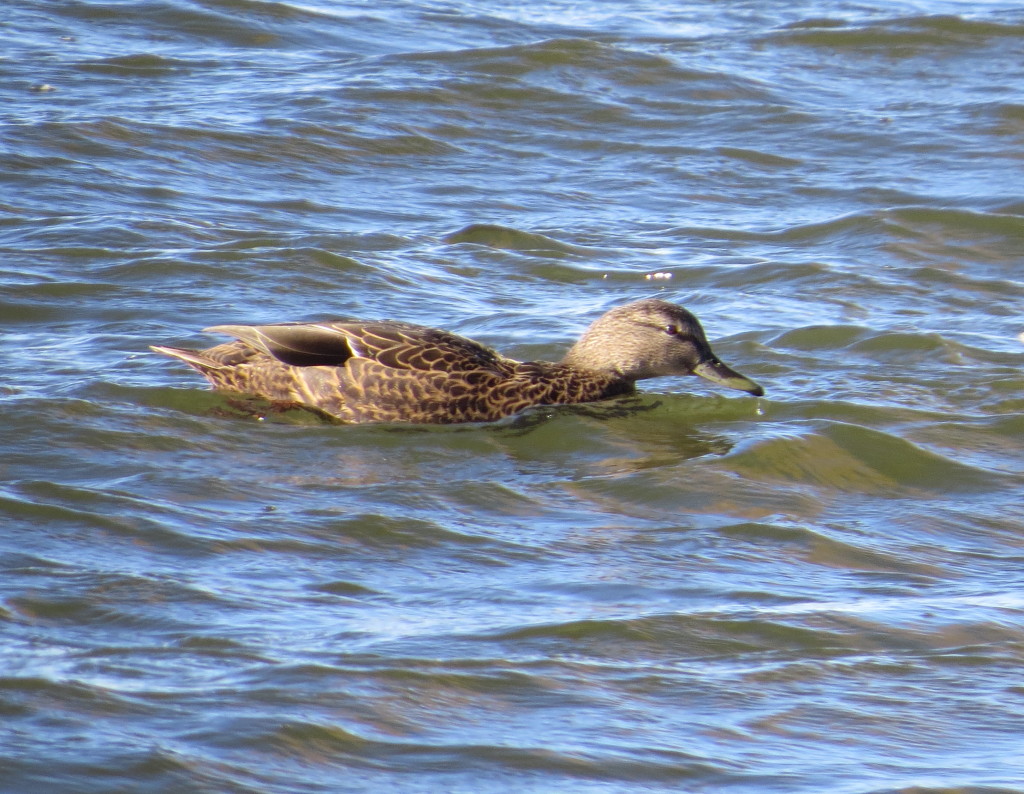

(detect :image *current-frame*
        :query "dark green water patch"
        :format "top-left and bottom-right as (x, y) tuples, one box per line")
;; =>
(721, 421), (999, 495)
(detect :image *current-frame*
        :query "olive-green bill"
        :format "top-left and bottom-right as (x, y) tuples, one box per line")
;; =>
(693, 358), (765, 397)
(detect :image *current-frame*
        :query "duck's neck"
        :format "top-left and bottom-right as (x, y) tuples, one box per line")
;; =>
(561, 344), (627, 381)
(561, 344), (596, 372)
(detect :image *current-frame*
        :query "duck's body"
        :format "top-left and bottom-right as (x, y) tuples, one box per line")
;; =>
(152, 299), (763, 424)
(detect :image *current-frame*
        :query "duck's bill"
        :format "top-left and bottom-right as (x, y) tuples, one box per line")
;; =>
(693, 359), (765, 397)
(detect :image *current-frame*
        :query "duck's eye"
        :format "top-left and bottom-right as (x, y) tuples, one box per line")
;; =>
(664, 324), (679, 336)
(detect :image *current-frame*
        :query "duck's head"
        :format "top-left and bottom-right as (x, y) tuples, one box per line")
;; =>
(562, 298), (764, 396)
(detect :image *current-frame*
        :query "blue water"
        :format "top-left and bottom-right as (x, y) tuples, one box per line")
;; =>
(2, 1), (1023, 792)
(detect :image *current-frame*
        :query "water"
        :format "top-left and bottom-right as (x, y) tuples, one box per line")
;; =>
(2, 1), (1024, 791)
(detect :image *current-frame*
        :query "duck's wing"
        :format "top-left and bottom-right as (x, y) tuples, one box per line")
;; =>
(197, 321), (517, 423)
(203, 320), (513, 374)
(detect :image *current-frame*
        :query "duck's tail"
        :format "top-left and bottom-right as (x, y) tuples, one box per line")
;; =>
(150, 345), (228, 372)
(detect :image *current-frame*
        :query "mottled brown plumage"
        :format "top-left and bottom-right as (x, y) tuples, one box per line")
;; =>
(151, 299), (764, 424)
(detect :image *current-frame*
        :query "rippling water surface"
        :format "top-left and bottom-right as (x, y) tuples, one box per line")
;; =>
(3, 1), (1024, 792)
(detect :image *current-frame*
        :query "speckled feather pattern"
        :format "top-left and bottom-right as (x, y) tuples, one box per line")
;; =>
(154, 322), (632, 424)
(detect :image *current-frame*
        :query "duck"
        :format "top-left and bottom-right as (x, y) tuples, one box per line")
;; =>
(151, 298), (764, 424)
